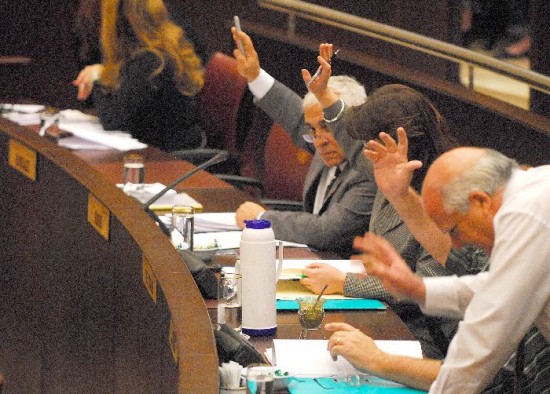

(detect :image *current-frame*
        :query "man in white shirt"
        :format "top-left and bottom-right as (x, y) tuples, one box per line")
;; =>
(343, 135), (550, 393)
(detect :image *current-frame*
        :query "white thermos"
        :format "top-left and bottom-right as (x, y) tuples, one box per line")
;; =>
(239, 219), (277, 336)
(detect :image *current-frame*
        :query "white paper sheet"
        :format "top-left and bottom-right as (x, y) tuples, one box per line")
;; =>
(193, 231), (308, 250)
(278, 259), (366, 280)
(272, 339), (422, 377)
(59, 110), (147, 151)
(3, 112), (41, 125)
(58, 135), (113, 150)
(1, 104), (45, 113)
(194, 212), (241, 232)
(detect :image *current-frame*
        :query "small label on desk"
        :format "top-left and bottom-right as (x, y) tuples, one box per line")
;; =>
(142, 257), (158, 304)
(8, 139), (37, 181)
(169, 320), (178, 365)
(87, 193), (110, 240)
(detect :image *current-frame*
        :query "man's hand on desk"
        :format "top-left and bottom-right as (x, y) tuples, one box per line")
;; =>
(73, 64), (104, 101)
(300, 262), (345, 294)
(326, 322), (381, 367)
(235, 201), (266, 228)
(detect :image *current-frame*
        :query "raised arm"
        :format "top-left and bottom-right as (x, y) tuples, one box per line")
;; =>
(231, 27), (261, 82)
(352, 232), (426, 303)
(364, 128), (453, 264)
(301, 43), (339, 109)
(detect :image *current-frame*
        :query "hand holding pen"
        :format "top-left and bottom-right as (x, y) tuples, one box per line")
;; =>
(306, 44), (340, 88)
(230, 26), (262, 82)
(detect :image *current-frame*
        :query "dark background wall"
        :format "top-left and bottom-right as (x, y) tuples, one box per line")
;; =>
(1, 1), (548, 165)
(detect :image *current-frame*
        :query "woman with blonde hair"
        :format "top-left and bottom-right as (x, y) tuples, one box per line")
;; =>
(73, 0), (205, 151)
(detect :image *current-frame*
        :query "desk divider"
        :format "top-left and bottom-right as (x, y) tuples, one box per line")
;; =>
(0, 119), (219, 393)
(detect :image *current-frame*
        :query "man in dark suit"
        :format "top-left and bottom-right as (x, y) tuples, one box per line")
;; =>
(231, 28), (376, 259)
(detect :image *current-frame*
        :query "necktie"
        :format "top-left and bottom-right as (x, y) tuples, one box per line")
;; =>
(313, 165), (342, 214)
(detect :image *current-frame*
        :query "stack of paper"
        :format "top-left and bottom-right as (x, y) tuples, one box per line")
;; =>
(194, 212), (240, 232)
(1, 104), (44, 125)
(278, 259), (365, 280)
(272, 339), (422, 377)
(59, 109), (147, 151)
(117, 183), (177, 206)
(276, 259), (369, 300)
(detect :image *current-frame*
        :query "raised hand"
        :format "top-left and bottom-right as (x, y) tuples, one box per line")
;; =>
(363, 127), (423, 199)
(352, 232), (426, 303)
(230, 27), (261, 82)
(301, 43), (339, 108)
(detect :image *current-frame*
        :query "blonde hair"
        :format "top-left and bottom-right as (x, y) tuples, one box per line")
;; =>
(100, 0), (204, 95)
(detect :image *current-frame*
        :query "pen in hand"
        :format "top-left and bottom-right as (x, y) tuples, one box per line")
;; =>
(306, 48), (340, 88)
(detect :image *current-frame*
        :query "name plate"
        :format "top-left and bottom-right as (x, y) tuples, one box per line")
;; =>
(87, 193), (110, 240)
(169, 320), (178, 365)
(142, 257), (158, 304)
(8, 139), (37, 181)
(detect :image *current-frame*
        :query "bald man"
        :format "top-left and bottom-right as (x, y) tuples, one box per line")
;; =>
(351, 144), (550, 392)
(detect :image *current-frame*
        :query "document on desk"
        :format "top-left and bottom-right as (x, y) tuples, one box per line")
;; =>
(194, 212), (240, 232)
(59, 110), (147, 151)
(273, 339), (422, 377)
(276, 259), (378, 302)
(194, 231), (308, 250)
(278, 259), (365, 280)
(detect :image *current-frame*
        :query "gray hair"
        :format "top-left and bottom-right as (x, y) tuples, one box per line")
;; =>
(302, 75), (367, 109)
(442, 148), (518, 214)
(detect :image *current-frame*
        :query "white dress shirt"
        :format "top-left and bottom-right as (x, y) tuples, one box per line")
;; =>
(422, 167), (550, 393)
(247, 69), (275, 100)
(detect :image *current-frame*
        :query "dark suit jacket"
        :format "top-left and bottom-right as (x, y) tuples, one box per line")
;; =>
(255, 80), (376, 258)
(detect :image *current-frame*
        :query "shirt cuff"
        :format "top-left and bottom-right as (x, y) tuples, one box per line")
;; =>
(423, 276), (459, 313)
(247, 69), (275, 100)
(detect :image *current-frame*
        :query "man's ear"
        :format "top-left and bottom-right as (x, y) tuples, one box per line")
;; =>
(469, 190), (491, 210)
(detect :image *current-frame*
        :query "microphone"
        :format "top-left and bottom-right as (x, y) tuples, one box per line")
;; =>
(139, 151), (229, 299)
(142, 150), (229, 210)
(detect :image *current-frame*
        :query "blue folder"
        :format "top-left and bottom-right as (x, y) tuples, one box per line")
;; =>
(276, 299), (386, 311)
(288, 377), (427, 393)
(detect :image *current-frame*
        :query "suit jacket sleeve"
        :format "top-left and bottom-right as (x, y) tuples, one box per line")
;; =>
(254, 79), (314, 152)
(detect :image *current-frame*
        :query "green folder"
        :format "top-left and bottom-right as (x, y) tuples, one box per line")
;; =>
(276, 299), (386, 311)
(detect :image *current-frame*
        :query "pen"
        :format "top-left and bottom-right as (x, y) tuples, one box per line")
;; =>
(306, 48), (340, 88)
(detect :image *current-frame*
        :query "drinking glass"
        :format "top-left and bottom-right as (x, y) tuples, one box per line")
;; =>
(297, 296), (326, 339)
(217, 273), (242, 332)
(122, 153), (145, 192)
(246, 364), (275, 394)
(171, 205), (195, 251)
(39, 107), (60, 138)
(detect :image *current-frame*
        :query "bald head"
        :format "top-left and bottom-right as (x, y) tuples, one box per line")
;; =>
(421, 147), (517, 251)
(422, 147), (486, 217)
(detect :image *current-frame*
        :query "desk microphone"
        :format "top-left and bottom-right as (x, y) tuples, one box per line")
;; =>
(140, 151), (229, 299)
(142, 150), (229, 210)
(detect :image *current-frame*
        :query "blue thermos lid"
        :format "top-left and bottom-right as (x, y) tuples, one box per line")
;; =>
(243, 219), (272, 229)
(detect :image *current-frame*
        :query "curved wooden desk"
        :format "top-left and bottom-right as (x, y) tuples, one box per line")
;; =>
(0, 119), (218, 393)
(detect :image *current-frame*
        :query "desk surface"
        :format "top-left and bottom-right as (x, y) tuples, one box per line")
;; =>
(68, 131), (416, 342)
(54, 125), (416, 341)
(5, 118), (416, 392)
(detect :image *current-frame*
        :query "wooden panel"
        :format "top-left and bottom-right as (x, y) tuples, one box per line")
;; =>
(0, 119), (219, 393)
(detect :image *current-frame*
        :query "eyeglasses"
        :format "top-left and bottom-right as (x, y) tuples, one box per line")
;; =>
(302, 122), (332, 143)
(292, 374), (370, 389)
